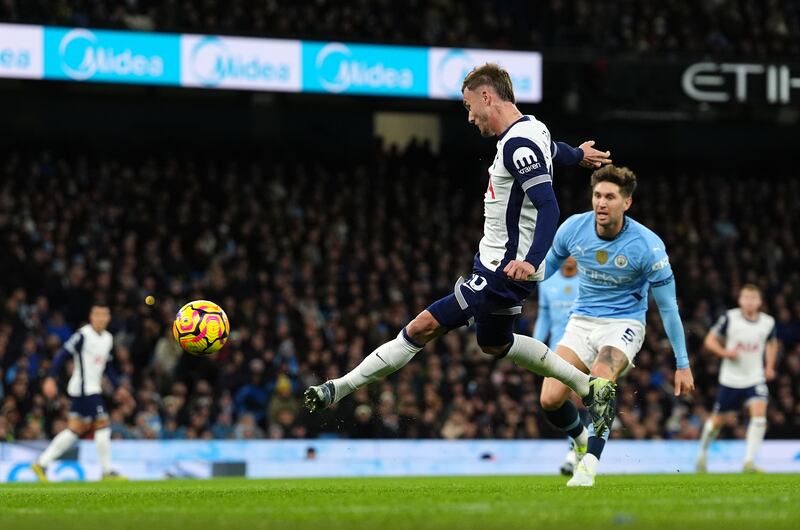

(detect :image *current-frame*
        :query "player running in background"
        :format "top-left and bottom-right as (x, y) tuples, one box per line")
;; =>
(32, 303), (129, 481)
(539, 165), (695, 487)
(304, 63), (618, 435)
(532, 257), (585, 475)
(696, 284), (778, 473)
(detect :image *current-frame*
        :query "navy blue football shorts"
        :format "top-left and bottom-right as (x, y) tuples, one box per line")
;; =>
(69, 394), (108, 421)
(713, 383), (768, 413)
(427, 263), (535, 348)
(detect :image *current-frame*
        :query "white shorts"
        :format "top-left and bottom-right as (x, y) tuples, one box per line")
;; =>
(557, 315), (646, 374)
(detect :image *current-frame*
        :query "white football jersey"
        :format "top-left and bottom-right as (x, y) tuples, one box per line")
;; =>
(478, 115), (553, 280)
(711, 309), (776, 388)
(63, 324), (114, 397)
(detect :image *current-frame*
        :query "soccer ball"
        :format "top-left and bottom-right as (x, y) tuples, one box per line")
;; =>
(173, 300), (230, 355)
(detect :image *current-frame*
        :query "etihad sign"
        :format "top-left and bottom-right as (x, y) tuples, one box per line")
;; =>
(683, 62), (800, 104)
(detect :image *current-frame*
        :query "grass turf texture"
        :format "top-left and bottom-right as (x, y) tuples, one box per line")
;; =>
(1, 474), (798, 530)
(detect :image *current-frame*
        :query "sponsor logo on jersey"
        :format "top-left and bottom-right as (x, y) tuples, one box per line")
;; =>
(651, 256), (669, 271)
(512, 147), (542, 174)
(614, 254), (628, 268)
(596, 250), (608, 265)
(564, 286), (573, 294)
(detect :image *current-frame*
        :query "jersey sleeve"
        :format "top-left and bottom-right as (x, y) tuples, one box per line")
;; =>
(711, 314), (729, 339)
(63, 330), (85, 355)
(550, 140), (584, 166)
(643, 234), (673, 287)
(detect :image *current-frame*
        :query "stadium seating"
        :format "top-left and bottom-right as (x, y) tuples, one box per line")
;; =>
(0, 146), (798, 443)
(1, 0), (798, 56)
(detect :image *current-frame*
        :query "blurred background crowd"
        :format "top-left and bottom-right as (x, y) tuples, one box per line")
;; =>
(1, 0), (798, 56)
(1, 145), (798, 443)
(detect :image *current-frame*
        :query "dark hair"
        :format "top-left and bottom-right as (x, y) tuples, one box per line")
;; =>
(461, 63), (515, 103)
(590, 165), (638, 197)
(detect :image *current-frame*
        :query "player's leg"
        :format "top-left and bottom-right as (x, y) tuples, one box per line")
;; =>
(33, 413), (89, 481)
(476, 314), (591, 396)
(303, 294), (458, 411)
(540, 345), (591, 475)
(695, 413), (726, 473)
(743, 387), (768, 472)
(90, 395), (124, 480)
(474, 311), (615, 440)
(566, 344), (628, 487)
(697, 384), (740, 472)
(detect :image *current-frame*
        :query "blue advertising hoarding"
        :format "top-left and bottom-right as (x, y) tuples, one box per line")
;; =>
(44, 26), (180, 85)
(302, 41), (429, 97)
(1, 23), (542, 100)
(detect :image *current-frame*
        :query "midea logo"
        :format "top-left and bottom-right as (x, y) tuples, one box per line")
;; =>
(58, 28), (164, 80)
(682, 62), (800, 104)
(315, 42), (413, 93)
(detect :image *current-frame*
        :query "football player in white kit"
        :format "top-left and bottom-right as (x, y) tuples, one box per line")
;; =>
(304, 63), (620, 436)
(32, 303), (129, 481)
(696, 284), (779, 473)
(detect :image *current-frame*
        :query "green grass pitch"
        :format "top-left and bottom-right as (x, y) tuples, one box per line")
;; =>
(1, 474), (798, 530)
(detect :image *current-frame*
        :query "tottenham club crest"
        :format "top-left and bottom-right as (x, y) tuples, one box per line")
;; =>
(614, 254), (629, 268)
(596, 250), (608, 265)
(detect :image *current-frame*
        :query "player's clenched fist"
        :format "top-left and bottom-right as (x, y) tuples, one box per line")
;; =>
(503, 260), (536, 281)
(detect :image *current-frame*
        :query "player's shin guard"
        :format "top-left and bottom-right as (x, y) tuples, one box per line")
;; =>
(331, 330), (423, 403)
(37, 428), (79, 467)
(95, 427), (112, 474)
(744, 417), (767, 465)
(505, 335), (590, 396)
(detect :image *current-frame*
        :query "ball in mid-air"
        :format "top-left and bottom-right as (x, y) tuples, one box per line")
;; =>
(173, 300), (230, 355)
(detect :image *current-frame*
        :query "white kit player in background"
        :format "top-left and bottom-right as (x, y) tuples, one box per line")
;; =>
(32, 303), (131, 482)
(696, 284), (778, 473)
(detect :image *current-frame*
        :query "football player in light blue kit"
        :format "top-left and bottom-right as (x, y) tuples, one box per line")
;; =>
(539, 165), (695, 486)
(532, 256), (585, 475)
(534, 256), (579, 349)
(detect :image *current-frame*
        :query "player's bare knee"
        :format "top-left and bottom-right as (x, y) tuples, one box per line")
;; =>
(540, 379), (570, 410)
(406, 311), (441, 344)
(480, 343), (510, 356)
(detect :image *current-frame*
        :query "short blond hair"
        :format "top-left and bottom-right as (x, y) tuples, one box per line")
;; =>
(590, 165), (638, 197)
(462, 63), (515, 103)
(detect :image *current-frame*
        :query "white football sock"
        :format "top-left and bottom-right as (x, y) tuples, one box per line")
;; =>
(37, 428), (79, 467)
(95, 427), (112, 474)
(331, 330), (423, 403)
(744, 417), (767, 464)
(505, 335), (590, 396)
(574, 426), (589, 448)
(698, 418), (720, 457)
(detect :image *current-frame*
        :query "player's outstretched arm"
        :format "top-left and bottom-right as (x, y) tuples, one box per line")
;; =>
(651, 279), (695, 396)
(550, 140), (611, 168)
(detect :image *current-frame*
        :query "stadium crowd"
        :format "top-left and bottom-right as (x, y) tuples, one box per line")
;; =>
(1, 0), (798, 57)
(0, 145), (798, 444)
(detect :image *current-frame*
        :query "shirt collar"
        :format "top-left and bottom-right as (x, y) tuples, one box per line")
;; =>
(497, 115), (530, 142)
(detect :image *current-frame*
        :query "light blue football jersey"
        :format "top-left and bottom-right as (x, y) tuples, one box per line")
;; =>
(534, 271), (579, 349)
(546, 212), (673, 323)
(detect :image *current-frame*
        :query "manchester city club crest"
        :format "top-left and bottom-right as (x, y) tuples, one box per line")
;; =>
(596, 250), (608, 264)
(614, 254), (629, 268)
